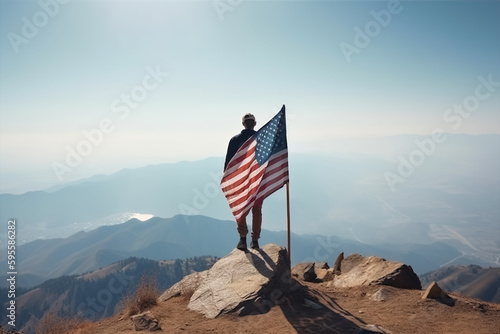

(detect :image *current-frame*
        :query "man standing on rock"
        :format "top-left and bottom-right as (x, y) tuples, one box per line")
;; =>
(224, 113), (262, 251)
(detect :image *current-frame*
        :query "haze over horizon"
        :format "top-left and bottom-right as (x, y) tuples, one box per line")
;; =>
(1, 0), (500, 194)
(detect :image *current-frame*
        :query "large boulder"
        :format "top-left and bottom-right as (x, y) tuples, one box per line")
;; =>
(332, 255), (421, 290)
(291, 262), (317, 282)
(159, 271), (208, 301)
(163, 244), (291, 318)
(341, 253), (365, 273)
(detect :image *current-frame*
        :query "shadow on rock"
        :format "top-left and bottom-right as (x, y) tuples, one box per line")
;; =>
(279, 282), (388, 334)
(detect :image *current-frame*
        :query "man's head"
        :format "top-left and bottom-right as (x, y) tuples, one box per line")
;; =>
(242, 113), (256, 130)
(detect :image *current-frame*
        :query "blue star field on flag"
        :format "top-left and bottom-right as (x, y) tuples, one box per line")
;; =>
(255, 109), (287, 165)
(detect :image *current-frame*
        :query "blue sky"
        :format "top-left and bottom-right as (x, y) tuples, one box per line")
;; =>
(1, 0), (499, 193)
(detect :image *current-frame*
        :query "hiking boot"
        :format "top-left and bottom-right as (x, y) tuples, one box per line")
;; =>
(237, 237), (247, 250)
(250, 239), (259, 249)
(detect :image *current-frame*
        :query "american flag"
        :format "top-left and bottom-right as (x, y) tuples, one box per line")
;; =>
(221, 105), (289, 222)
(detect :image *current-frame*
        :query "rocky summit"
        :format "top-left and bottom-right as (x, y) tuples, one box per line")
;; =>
(331, 254), (421, 290)
(163, 243), (291, 318)
(28, 245), (500, 333)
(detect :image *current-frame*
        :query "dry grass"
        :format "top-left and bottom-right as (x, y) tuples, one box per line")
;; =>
(121, 275), (159, 317)
(36, 311), (90, 334)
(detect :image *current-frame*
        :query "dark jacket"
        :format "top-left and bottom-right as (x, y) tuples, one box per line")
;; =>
(224, 129), (256, 170)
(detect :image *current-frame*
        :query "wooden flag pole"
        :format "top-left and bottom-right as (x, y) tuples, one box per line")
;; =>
(286, 182), (291, 270)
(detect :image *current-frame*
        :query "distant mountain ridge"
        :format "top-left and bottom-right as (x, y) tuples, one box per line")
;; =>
(0, 215), (475, 289)
(0, 215), (235, 286)
(1, 135), (499, 248)
(0, 135), (498, 280)
(0, 256), (218, 334)
(420, 265), (500, 303)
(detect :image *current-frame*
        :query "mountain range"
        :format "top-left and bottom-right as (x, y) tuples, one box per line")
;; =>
(0, 256), (218, 334)
(0, 134), (498, 281)
(420, 264), (500, 303)
(0, 214), (473, 289)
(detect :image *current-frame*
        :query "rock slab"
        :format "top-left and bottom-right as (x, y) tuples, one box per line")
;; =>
(422, 281), (455, 306)
(370, 287), (392, 302)
(171, 244), (290, 318)
(315, 267), (335, 281)
(130, 311), (161, 331)
(332, 255), (421, 290)
(292, 262), (317, 282)
(160, 271), (208, 301)
(333, 252), (344, 274)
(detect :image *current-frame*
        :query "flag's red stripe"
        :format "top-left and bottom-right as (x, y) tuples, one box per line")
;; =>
(226, 150), (288, 220)
(226, 162), (266, 205)
(255, 170), (289, 202)
(226, 150), (287, 198)
(230, 175), (264, 219)
(221, 154), (255, 185)
(261, 151), (288, 175)
(259, 161), (288, 187)
(228, 163), (269, 216)
(225, 150), (286, 202)
(254, 158), (289, 199)
(226, 168), (265, 203)
(221, 159), (262, 195)
(231, 181), (261, 215)
(221, 144), (257, 190)
(224, 140), (256, 174)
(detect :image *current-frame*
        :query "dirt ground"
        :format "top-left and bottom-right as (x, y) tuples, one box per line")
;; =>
(77, 281), (500, 334)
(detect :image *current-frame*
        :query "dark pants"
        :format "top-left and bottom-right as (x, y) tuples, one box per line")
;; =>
(237, 206), (262, 240)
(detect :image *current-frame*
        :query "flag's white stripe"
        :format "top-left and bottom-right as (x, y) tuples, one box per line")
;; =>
(231, 139), (256, 164)
(222, 148), (286, 193)
(227, 162), (268, 204)
(267, 149), (288, 162)
(254, 168), (289, 199)
(254, 155), (289, 201)
(259, 165), (289, 188)
(224, 140), (257, 175)
(260, 153), (287, 175)
(227, 150), (288, 207)
(230, 164), (287, 211)
(222, 152), (256, 188)
(255, 160), (288, 186)
(235, 209), (248, 221)
(221, 161), (257, 192)
(226, 150), (286, 202)
(231, 186), (259, 213)
(222, 159), (263, 196)
(228, 173), (264, 205)
(232, 170), (288, 218)
(255, 172), (289, 201)
(223, 147), (287, 189)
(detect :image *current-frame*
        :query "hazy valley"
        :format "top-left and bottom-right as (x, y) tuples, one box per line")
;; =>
(1, 135), (499, 270)
(0, 134), (499, 333)
(0, 255), (218, 333)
